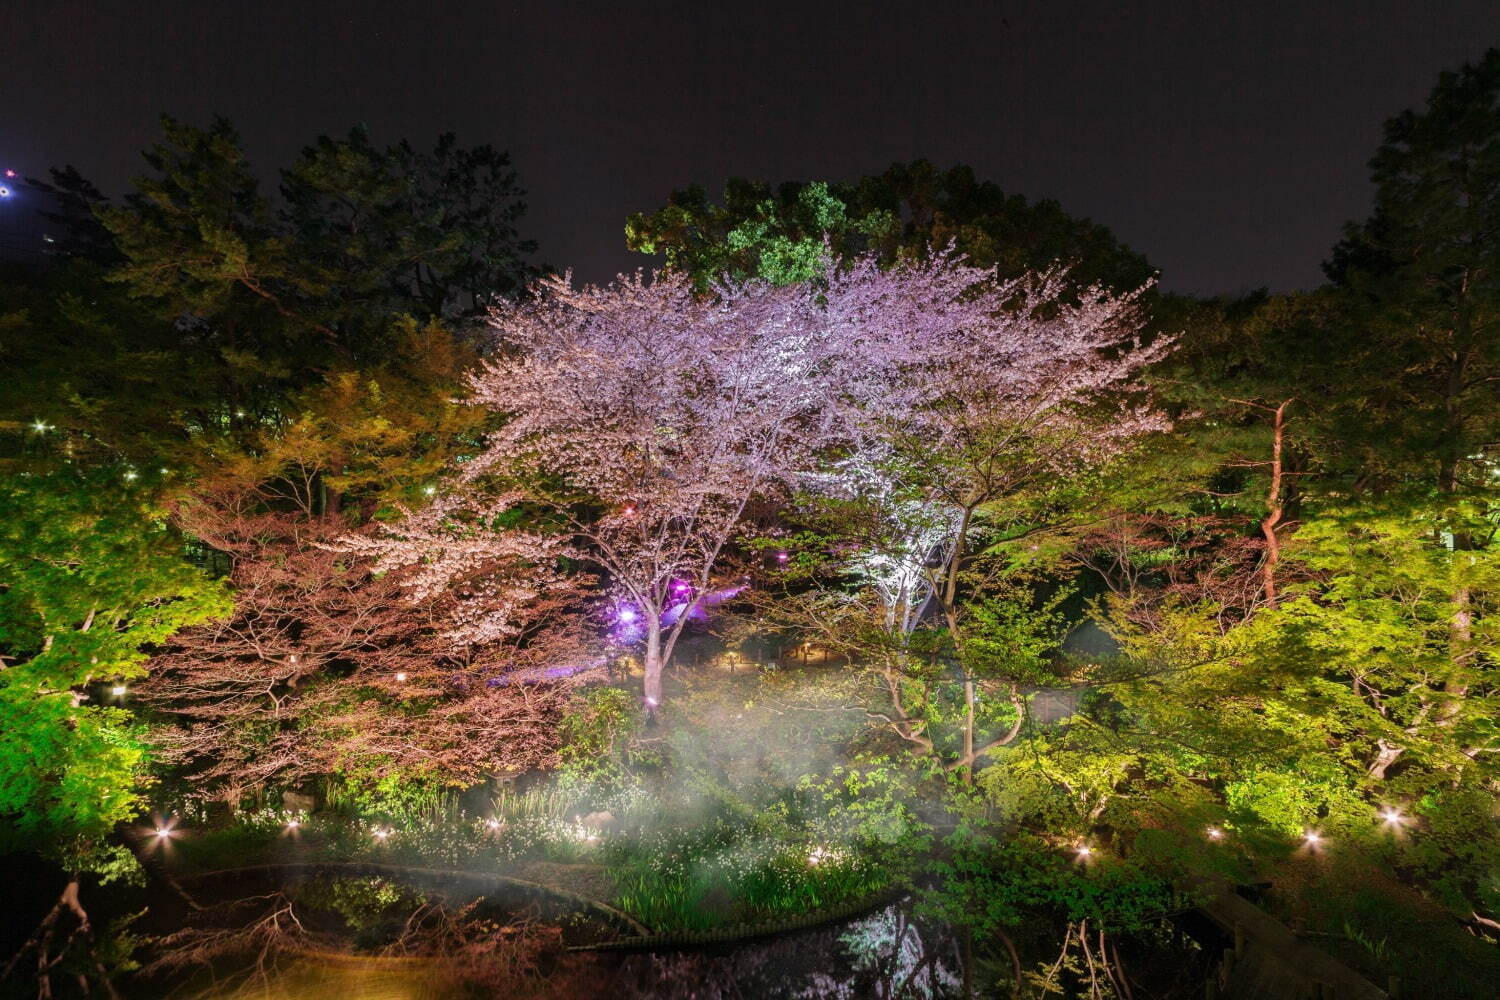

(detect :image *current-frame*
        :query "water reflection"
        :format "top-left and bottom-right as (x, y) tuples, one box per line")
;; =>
(214, 955), (446, 999)
(167, 875), (962, 1000)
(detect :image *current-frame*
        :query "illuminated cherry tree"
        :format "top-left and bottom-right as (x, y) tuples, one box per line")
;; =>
(801, 256), (1174, 774)
(459, 269), (854, 712)
(437, 253), (1168, 718)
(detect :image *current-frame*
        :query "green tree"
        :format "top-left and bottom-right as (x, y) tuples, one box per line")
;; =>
(0, 471), (227, 996)
(1324, 47), (1500, 498)
(0, 471), (228, 843)
(626, 160), (1153, 293)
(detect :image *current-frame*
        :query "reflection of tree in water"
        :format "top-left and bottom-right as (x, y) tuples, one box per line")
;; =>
(139, 878), (967, 999)
(615, 902), (961, 1000)
(139, 877), (596, 998)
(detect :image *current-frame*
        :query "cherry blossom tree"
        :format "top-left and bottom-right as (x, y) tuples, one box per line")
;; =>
(440, 253), (1169, 721)
(458, 269), (854, 712)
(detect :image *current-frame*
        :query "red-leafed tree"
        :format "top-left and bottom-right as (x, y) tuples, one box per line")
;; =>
(143, 477), (592, 801)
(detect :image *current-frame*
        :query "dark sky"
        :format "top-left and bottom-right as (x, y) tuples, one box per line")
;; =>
(5, 1), (1498, 293)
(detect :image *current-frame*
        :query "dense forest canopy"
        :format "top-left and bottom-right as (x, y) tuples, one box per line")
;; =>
(1, 50), (1498, 1000)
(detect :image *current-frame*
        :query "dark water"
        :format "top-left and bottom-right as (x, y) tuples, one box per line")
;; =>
(190, 904), (961, 1000)
(142, 867), (971, 1000)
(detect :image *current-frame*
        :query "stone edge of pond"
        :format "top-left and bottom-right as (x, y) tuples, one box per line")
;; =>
(567, 888), (911, 953)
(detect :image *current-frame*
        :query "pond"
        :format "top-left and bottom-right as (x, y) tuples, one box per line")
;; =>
(147, 866), (975, 999)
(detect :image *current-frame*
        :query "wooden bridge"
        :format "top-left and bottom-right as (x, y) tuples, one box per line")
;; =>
(1201, 889), (1391, 1000)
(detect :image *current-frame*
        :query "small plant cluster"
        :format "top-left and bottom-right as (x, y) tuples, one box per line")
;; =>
(607, 824), (891, 932)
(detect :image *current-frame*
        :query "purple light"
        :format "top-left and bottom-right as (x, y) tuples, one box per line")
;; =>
(617, 608), (637, 623)
(2, 169), (13, 178)
(776, 551), (789, 563)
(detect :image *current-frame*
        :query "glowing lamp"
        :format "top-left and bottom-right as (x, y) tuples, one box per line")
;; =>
(3, 169), (13, 177)
(154, 827), (172, 840)
(776, 551), (789, 562)
(31, 421), (49, 432)
(123, 470), (138, 481)
(617, 608), (637, 623)
(1303, 830), (1322, 846)
(1206, 827), (1223, 840)
(1076, 844), (1092, 857)
(394, 671), (408, 682)
(1381, 808), (1403, 825)
(622, 505), (635, 517)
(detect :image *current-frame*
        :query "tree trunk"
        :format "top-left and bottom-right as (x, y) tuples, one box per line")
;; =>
(1259, 401), (1290, 607)
(1369, 738), (1404, 780)
(961, 678), (976, 785)
(642, 618), (664, 717)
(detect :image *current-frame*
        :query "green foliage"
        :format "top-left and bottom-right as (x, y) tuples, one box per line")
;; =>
(607, 823), (892, 932)
(930, 828), (1181, 935)
(324, 764), (447, 824)
(0, 470), (228, 858)
(627, 160), (1153, 294)
(558, 685), (637, 779)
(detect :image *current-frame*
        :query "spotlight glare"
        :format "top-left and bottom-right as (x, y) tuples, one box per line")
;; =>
(394, 671), (408, 682)
(1076, 844), (1092, 857)
(154, 827), (171, 839)
(1304, 830), (1322, 845)
(111, 684), (128, 697)
(1206, 826), (1223, 840)
(1381, 808), (1404, 825)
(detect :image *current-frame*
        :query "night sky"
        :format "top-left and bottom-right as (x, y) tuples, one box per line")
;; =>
(5, 1), (1498, 293)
